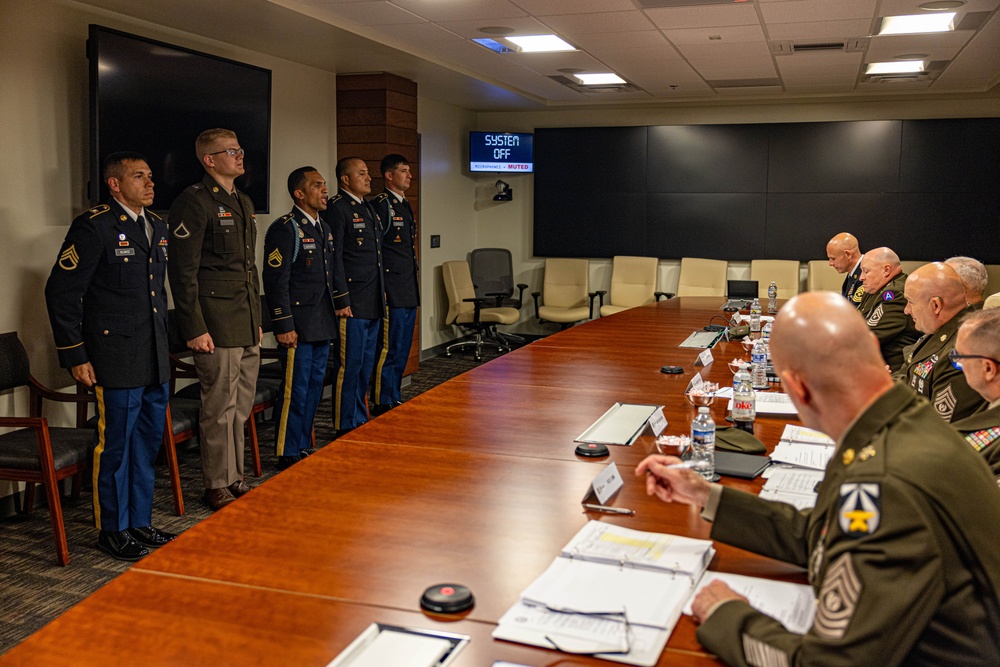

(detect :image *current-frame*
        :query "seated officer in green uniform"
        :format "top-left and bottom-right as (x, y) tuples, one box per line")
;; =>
(637, 292), (1000, 666)
(950, 307), (1000, 481)
(945, 255), (988, 309)
(856, 247), (920, 371)
(898, 262), (986, 422)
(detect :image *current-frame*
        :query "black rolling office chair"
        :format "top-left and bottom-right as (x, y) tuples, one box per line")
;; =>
(470, 248), (527, 345)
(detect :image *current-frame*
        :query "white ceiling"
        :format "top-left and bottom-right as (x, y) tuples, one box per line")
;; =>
(79, 0), (1000, 110)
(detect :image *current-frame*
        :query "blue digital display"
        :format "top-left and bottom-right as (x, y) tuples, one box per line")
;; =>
(469, 132), (533, 173)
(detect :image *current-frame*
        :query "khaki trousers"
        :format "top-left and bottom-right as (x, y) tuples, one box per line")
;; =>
(193, 345), (260, 489)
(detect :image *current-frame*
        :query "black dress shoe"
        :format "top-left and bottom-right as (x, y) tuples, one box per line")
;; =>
(276, 455), (298, 470)
(127, 525), (177, 549)
(229, 479), (253, 497)
(204, 487), (236, 511)
(97, 530), (149, 561)
(370, 404), (392, 416)
(299, 448), (318, 459)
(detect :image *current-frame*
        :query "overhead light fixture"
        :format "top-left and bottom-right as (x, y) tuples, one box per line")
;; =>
(918, 1), (964, 10)
(575, 73), (627, 85)
(506, 34), (576, 53)
(472, 38), (513, 54)
(866, 60), (925, 75)
(878, 13), (955, 35)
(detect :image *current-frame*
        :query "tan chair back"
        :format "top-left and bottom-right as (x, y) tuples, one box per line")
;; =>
(609, 256), (658, 308)
(442, 260), (477, 325)
(984, 291), (1000, 310)
(542, 258), (589, 308)
(677, 258), (727, 297)
(751, 259), (800, 299)
(806, 260), (842, 292)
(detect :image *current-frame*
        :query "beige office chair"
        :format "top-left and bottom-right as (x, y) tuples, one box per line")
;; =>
(442, 260), (520, 361)
(806, 260), (842, 292)
(531, 258), (597, 328)
(750, 260), (801, 299)
(598, 256), (672, 316)
(900, 260), (927, 277)
(676, 258), (728, 297)
(984, 292), (1000, 310)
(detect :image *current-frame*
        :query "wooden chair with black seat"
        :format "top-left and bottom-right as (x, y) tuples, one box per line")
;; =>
(0, 331), (95, 565)
(442, 260), (520, 361)
(597, 255), (672, 316)
(531, 258), (599, 329)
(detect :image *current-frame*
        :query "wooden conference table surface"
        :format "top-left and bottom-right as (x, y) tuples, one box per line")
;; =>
(3, 297), (807, 667)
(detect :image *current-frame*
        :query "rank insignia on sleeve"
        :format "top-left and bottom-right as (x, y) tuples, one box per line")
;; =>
(814, 554), (862, 640)
(741, 635), (790, 667)
(839, 483), (880, 537)
(882, 291), (895, 301)
(965, 427), (1000, 452)
(173, 222), (191, 239)
(58, 244), (79, 270)
(267, 248), (282, 267)
(933, 385), (957, 421)
(852, 285), (865, 303)
(866, 304), (883, 327)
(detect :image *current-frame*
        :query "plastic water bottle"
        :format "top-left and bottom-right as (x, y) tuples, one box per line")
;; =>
(733, 373), (757, 434)
(733, 366), (751, 392)
(749, 297), (762, 335)
(751, 338), (769, 389)
(767, 281), (778, 314)
(690, 407), (716, 481)
(762, 319), (773, 343)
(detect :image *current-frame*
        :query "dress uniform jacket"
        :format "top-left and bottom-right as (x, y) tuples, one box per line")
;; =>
(842, 260), (864, 308)
(897, 307), (985, 422)
(45, 199), (169, 388)
(698, 383), (1000, 666)
(951, 401), (1000, 480)
(167, 174), (261, 347)
(262, 209), (337, 343)
(370, 191), (419, 308)
(327, 189), (385, 320)
(857, 273), (920, 371)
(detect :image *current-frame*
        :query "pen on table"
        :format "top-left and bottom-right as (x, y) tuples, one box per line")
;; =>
(666, 460), (710, 470)
(582, 503), (635, 515)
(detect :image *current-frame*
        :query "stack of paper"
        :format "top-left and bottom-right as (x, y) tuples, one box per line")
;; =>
(759, 467), (825, 509)
(576, 403), (660, 446)
(763, 425), (836, 503)
(493, 522), (715, 666)
(683, 572), (816, 634)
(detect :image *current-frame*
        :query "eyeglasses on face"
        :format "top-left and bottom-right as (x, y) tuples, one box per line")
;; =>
(949, 348), (1000, 371)
(208, 148), (245, 157)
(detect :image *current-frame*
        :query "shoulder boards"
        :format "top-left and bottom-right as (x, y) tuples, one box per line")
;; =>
(329, 194), (342, 203)
(87, 204), (110, 218)
(280, 213), (295, 223)
(372, 193), (388, 203)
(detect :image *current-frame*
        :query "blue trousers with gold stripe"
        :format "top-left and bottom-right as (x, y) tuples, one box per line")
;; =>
(333, 317), (379, 430)
(372, 306), (416, 406)
(92, 383), (169, 531)
(274, 340), (330, 457)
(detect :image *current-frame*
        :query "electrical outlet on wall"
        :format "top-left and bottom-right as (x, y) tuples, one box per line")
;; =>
(430, 235), (441, 248)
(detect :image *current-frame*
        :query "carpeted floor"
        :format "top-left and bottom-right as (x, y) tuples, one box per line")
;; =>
(0, 337), (534, 654)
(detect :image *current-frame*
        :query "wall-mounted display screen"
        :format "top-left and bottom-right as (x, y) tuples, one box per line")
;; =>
(469, 132), (533, 172)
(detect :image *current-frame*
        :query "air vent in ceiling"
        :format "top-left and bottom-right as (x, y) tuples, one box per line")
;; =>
(772, 38), (868, 55)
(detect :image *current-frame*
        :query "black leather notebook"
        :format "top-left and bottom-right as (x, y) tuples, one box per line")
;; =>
(715, 451), (771, 479)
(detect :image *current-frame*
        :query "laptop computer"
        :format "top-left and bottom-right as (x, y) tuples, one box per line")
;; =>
(723, 280), (759, 311)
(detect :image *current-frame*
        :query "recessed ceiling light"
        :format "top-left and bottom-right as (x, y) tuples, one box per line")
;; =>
(575, 73), (627, 85)
(879, 13), (955, 35)
(866, 60), (925, 75)
(918, 1), (964, 10)
(478, 26), (514, 36)
(894, 53), (929, 60)
(472, 38), (513, 54)
(506, 35), (576, 53)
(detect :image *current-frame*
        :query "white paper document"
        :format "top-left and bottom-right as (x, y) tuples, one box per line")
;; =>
(780, 425), (835, 446)
(576, 403), (660, 446)
(562, 521), (715, 576)
(770, 442), (834, 471)
(683, 572), (816, 635)
(728, 392), (797, 415)
(758, 468), (825, 509)
(328, 625), (466, 667)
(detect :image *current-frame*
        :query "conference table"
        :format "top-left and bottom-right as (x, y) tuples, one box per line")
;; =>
(2, 297), (808, 666)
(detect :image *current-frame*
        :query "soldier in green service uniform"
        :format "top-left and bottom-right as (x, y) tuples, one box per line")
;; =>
(950, 308), (1000, 480)
(898, 262), (986, 422)
(856, 247), (920, 371)
(637, 292), (1000, 666)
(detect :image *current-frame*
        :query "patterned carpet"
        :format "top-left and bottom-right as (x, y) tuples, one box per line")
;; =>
(0, 337), (533, 654)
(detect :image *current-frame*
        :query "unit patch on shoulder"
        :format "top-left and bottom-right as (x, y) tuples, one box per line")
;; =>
(58, 244), (79, 270)
(965, 427), (1000, 452)
(839, 483), (880, 537)
(173, 222), (191, 239)
(268, 248), (283, 268)
(813, 554), (862, 640)
(882, 291), (895, 301)
(933, 385), (957, 421)
(866, 303), (884, 327)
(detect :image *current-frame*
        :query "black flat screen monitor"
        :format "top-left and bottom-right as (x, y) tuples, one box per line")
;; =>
(727, 280), (758, 299)
(469, 132), (533, 173)
(88, 25), (272, 212)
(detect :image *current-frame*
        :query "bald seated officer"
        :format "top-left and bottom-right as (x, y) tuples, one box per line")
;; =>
(898, 263), (986, 422)
(857, 247), (920, 371)
(950, 308), (1000, 480)
(826, 232), (864, 307)
(945, 256), (988, 308)
(637, 292), (1000, 666)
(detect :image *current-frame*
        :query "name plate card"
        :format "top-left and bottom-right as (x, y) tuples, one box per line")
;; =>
(695, 348), (714, 367)
(648, 408), (668, 437)
(584, 462), (624, 505)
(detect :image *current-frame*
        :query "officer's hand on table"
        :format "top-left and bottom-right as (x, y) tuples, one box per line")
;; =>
(635, 455), (712, 508)
(187, 333), (215, 354)
(276, 331), (298, 348)
(70, 362), (97, 387)
(336, 306), (353, 317)
(691, 580), (748, 624)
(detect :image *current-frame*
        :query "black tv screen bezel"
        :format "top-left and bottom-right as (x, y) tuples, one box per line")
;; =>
(87, 25), (272, 213)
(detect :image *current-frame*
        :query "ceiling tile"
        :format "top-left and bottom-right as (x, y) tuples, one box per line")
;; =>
(693, 61), (778, 79)
(571, 30), (672, 51)
(538, 11), (657, 35)
(390, 0), (527, 22)
(676, 40), (773, 61)
(866, 32), (972, 61)
(879, 0), (999, 15)
(507, 50), (610, 74)
(644, 3), (759, 30)
(310, 0), (424, 24)
(509, 0), (637, 16)
(436, 16), (551, 38)
(662, 24), (766, 46)
(760, 0), (876, 24)
(765, 19), (873, 41)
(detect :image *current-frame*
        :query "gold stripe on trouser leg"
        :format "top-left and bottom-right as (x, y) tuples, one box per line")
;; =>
(91, 386), (106, 530)
(275, 346), (296, 456)
(334, 318), (348, 430)
(373, 314), (390, 403)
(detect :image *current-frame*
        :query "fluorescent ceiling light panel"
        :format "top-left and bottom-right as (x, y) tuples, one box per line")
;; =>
(866, 60), (925, 74)
(472, 38), (513, 53)
(506, 35), (576, 53)
(575, 73), (627, 85)
(878, 13), (955, 35)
